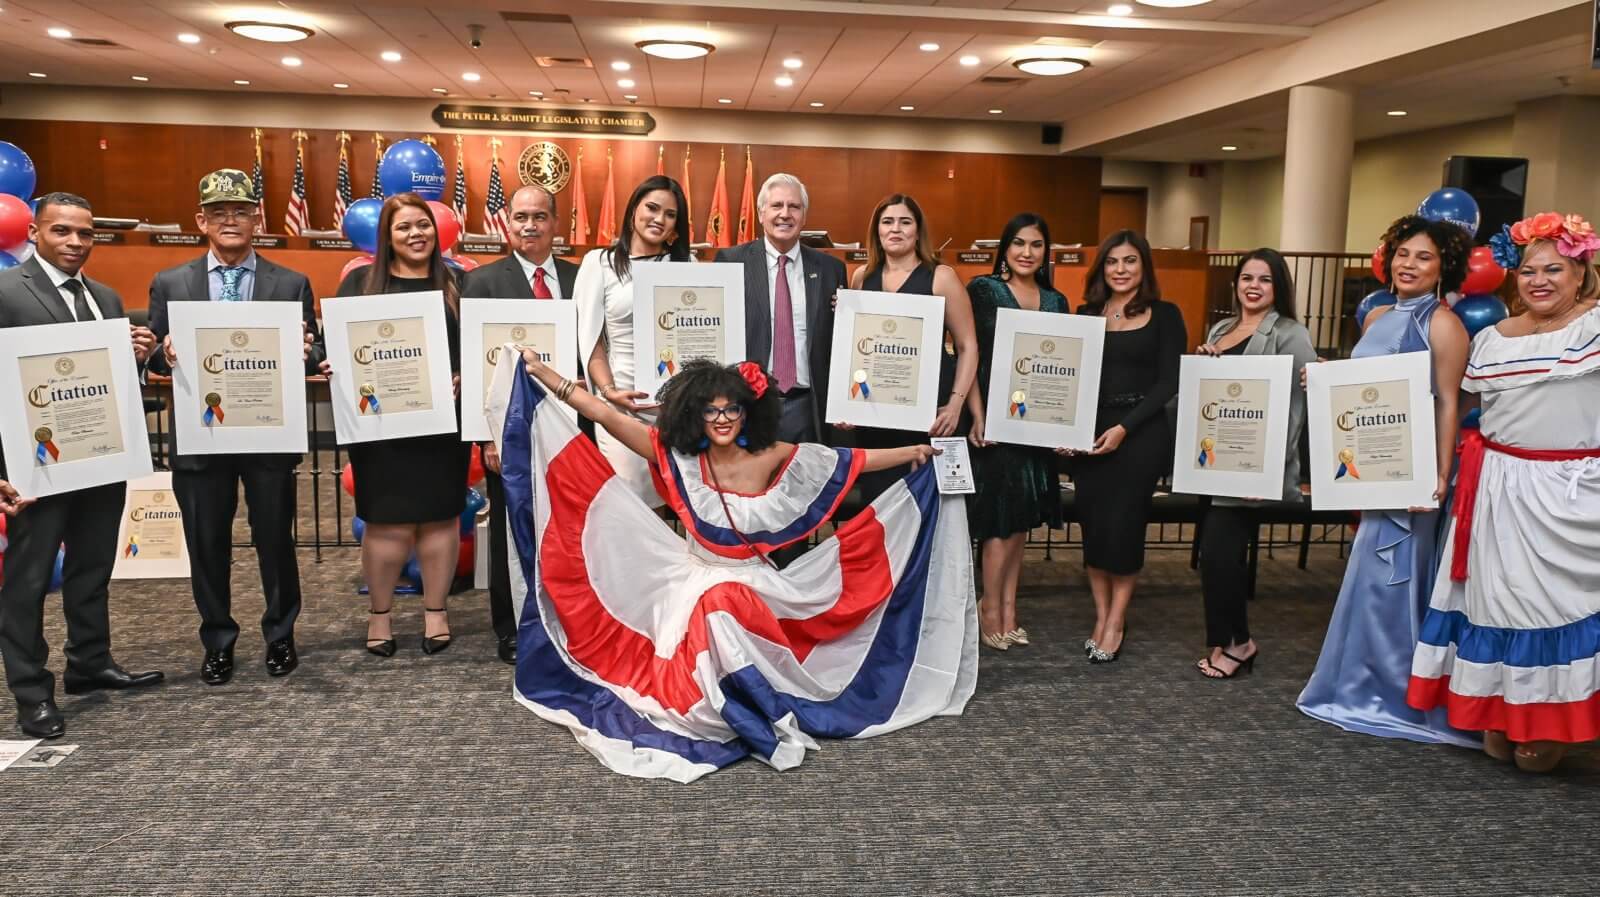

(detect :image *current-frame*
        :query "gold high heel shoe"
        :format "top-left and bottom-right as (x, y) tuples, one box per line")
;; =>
(1004, 628), (1030, 646)
(980, 631), (1011, 651)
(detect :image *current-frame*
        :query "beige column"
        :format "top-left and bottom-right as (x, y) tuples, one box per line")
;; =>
(1279, 84), (1355, 343)
(1511, 96), (1600, 218)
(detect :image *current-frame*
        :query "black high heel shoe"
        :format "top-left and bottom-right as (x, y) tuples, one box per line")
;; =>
(421, 607), (452, 655)
(1089, 625), (1127, 664)
(1197, 649), (1256, 679)
(366, 608), (396, 657)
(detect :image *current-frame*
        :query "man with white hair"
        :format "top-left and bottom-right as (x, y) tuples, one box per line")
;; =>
(715, 173), (846, 443)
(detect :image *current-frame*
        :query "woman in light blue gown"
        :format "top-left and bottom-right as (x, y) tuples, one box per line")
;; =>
(1296, 215), (1478, 747)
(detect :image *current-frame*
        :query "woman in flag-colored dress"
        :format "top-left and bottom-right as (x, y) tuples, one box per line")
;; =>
(1408, 212), (1600, 773)
(487, 355), (978, 782)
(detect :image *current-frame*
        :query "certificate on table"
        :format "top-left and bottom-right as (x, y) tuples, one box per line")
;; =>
(982, 308), (1105, 451)
(825, 290), (946, 432)
(1171, 354), (1292, 499)
(459, 298), (578, 441)
(111, 472), (191, 580)
(1306, 351), (1438, 511)
(321, 291), (457, 445)
(631, 261), (746, 397)
(0, 318), (153, 497)
(168, 301), (308, 455)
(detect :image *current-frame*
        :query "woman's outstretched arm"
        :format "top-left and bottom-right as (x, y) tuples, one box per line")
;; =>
(521, 348), (655, 461)
(860, 443), (939, 473)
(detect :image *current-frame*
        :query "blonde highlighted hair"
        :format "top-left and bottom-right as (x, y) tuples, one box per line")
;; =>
(1519, 237), (1600, 302)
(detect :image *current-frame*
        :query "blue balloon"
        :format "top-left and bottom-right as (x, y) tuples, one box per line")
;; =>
(48, 545), (64, 593)
(342, 197), (384, 255)
(1417, 188), (1480, 237)
(378, 139), (446, 201)
(0, 250), (17, 271)
(1355, 289), (1397, 326)
(0, 142), (36, 200)
(351, 515), (366, 544)
(401, 554), (423, 584)
(1452, 293), (1509, 340)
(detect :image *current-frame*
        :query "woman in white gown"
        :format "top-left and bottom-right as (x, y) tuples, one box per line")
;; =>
(1408, 211), (1600, 773)
(573, 174), (693, 506)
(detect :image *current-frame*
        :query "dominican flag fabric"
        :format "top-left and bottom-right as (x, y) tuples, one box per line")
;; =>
(487, 359), (978, 782)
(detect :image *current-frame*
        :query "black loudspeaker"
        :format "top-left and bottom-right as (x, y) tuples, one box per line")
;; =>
(1442, 155), (1528, 243)
(1041, 124), (1062, 145)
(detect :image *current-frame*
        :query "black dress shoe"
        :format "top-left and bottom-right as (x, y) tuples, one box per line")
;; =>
(497, 634), (516, 665)
(17, 699), (64, 739)
(62, 665), (165, 695)
(265, 638), (298, 677)
(200, 648), (235, 686)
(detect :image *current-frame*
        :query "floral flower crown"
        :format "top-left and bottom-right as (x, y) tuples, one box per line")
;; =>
(1489, 212), (1600, 269)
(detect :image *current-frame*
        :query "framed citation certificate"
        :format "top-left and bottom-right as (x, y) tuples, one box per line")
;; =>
(1171, 354), (1293, 499)
(982, 308), (1105, 451)
(321, 291), (457, 445)
(631, 261), (746, 397)
(0, 318), (154, 497)
(824, 289), (946, 432)
(1305, 351), (1438, 511)
(459, 298), (577, 441)
(167, 301), (308, 455)
(111, 472), (191, 580)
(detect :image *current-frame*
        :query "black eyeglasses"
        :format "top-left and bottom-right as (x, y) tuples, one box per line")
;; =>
(700, 404), (745, 422)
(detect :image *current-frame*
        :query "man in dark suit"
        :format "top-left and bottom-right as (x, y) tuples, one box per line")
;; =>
(462, 185), (577, 665)
(0, 192), (164, 739)
(146, 169), (323, 686)
(714, 173), (846, 444)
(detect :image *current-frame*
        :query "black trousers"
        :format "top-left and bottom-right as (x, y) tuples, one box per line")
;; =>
(0, 482), (124, 704)
(483, 468), (517, 641)
(1198, 504), (1256, 647)
(173, 460), (302, 652)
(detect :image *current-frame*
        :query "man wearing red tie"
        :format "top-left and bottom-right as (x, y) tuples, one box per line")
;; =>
(462, 185), (577, 664)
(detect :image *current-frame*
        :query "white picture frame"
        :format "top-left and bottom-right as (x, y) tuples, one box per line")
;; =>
(982, 308), (1106, 451)
(1171, 354), (1293, 500)
(111, 471), (191, 580)
(1306, 351), (1438, 511)
(824, 289), (947, 432)
(630, 261), (747, 398)
(459, 298), (578, 441)
(320, 291), (457, 445)
(167, 301), (309, 456)
(0, 318), (153, 497)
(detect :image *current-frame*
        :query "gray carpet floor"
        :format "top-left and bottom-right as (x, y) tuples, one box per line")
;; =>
(2, 516), (1596, 896)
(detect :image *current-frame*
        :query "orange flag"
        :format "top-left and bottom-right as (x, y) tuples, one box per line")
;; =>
(707, 148), (732, 249)
(596, 146), (618, 245)
(681, 146), (695, 245)
(656, 144), (665, 176)
(736, 146), (756, 245)
(571, 145), (590, 245)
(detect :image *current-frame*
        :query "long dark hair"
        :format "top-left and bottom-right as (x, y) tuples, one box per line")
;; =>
(363, 193), (459, 312)
(1230, 248), (1297, 321)
(609, 175), (692, 280)
(655, 360), (781, 456)
(1379, 215), (1471, 296)
(864, 193), (938, 275)
(1082, 229), (1160, 318)
(992, 212), (1052, 292)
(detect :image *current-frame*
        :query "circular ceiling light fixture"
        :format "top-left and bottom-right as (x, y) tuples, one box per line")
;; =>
(611, 61), (631, 72)
(1220, 144), (1238, 151)
(636, 39), (714, 60)
(1108, 3), (1135, 14)
(131, 75), (150, 82)
(617, 78), (635, 88)
(281, 56), (302, 67)
(900, 104), (915, 111)
(333, 82), (349, 89)
(1135, 0), (1212, 7)
(782, 57), (803, 69)
(47, 27), (73, 39)
(380, 50), (402, 63)
(1387, 109), (1408, 117)
(226, 21), (314, 43)
(1013, 57), (1091, 76)
(462, 71), (481, 82)
(717, 97), (733, 104)
(774, 75), (794, 88)
(29, 72), (48, 78)
(178, 33), (202, 45)
(988, 108), (1004, 114)
(809, 101), (824, 108)
(919, 42), (940, 52)
(959, 55), (980, 66)
(233, 79), (251, 85)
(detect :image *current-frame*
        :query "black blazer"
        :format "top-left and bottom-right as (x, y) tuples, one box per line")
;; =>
(0, 255), (134, 481)
(461, 253), (579, 301)
(714, 239), (846, 438)
(145, 253), (324, 471)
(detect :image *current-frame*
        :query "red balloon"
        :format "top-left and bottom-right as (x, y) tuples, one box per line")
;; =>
(427, 201), (460, 255)
(1461, 245), (1506, 295)
(1370, 242), (1387, 285)
(339, 254), (374, 282)
(341, 463), (356, 497)
(451, 254), (481, 272)
(455, 534), (475, 578)
(466, 444), (485, 486)
(0, 194), (32, 249)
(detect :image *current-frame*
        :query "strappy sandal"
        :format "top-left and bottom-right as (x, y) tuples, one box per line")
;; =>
(1197, 648), (1256, 679)
(365, 608), (396, 657)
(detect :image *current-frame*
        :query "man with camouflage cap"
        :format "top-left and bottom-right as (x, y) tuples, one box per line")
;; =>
(146, 168), (323, 685)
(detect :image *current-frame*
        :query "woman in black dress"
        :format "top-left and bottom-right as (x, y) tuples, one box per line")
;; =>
(328, 193), (470, 657)
(842, 194), (982, 506)
(967, 213), (1067, 651)
(1058, 230), (1185, 663)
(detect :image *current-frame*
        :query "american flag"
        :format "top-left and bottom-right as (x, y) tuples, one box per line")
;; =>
(252, 151), (266, 228)
(485, 154), (512, 241)
(333, 143), (353, 230)
(285, 142), (310, 236)
(452, 150), (468, 232)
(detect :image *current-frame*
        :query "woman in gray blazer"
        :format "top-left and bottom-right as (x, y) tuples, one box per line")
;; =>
(1194, 249), (1316, 679)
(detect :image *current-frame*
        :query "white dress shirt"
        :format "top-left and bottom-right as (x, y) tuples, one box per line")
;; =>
(765, 238), (809, 387)
(514, 251), (565, 300)
(36, 255), (104, 321)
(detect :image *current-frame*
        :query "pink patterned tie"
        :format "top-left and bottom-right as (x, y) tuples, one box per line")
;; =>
(772, 254), (797, 392)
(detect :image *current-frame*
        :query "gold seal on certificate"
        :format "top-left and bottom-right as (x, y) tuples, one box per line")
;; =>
(480, 321), (555, 401)
(349, 316), (433, 414)
(1195, 378), (1270, 472)
(849, 313), (925, 406)
(20, 348), (125, 464)
(1330, 379), (1413, 482)
(1006, 332), (1082, 425)
(123, 488), (185, 561)
(195, 327), (284, 428)
(653, 286), (726, 376)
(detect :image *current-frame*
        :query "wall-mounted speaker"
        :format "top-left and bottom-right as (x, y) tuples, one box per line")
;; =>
(1041, 124), (1062, 145)
(1442, 155), (1528, 244)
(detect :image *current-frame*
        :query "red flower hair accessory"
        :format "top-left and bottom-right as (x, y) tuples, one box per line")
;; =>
(736, 361), (769, 399)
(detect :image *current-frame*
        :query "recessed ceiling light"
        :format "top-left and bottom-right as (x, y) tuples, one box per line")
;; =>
(131, 75), (150, 82)
(234, 79), (251, 86)
(774, 75), (794, 87)
(900, 105), (915, 111)
(636, 39), (714, 60)
(717, 97), (733, 104)
(1387, 109), (1408, 117)
(611, 61), (631, 72)
(1135, 0), (1213, 6)
(28, 72), (47, 79)
(529, 90), (544, 97)
(1108, 3), (1135, 14)
(1220, 145), (1239, 151)
(177, 33), (202, 45)
(617, 78), (635, 88)
(432, 87), (449, 94)
(333, 82), (349, 89)
(226, 21), (314, 43)
(988, 108), (1003, 114)
(809, 101), (824, 107)
(959, 55), (980, 66)
(783, 57), (803, 69)
(47, 27), (72, 39)
(919, 42), (940, 52)
(1014, 57), (1091, 76)
(281, 56), (302, 67)
(462, 71), (481, 82)
(381, 50), (402, 62)
(624, 94), (638, 100)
